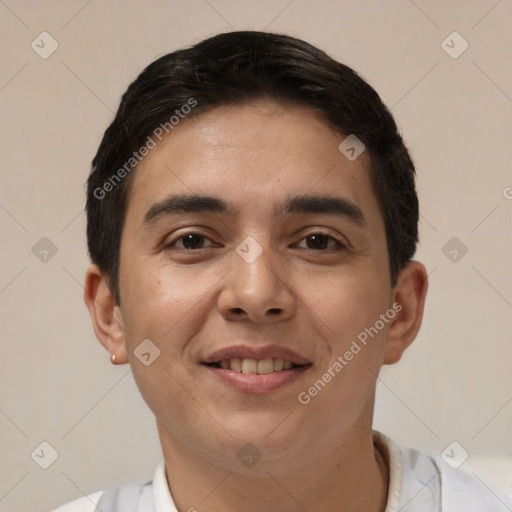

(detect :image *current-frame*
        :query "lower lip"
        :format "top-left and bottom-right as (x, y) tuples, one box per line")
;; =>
(203, 364), (311, 394)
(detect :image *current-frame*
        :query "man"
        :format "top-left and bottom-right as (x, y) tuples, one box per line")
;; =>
(53, 31), (512, 511)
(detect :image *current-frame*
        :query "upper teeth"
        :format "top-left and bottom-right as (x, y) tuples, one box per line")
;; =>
(218, 358), (294, 374)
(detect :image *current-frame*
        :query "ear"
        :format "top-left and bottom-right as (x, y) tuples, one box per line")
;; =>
(84, 264), (129, 364)
(383, 261), (428, 365)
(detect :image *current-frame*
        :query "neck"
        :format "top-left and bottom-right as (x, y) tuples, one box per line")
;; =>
(157, 423), (389, 512)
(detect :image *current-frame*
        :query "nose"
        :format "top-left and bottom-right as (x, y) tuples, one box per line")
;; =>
(217, 238), (296, 323)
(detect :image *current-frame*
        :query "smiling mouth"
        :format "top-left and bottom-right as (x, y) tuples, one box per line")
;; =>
(205, 358), (310, 375)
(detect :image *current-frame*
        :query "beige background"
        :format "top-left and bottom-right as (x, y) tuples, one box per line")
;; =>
(1, 1), (511, 510)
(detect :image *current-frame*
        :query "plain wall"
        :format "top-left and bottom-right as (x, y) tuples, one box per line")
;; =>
(0, 1), (511, 510)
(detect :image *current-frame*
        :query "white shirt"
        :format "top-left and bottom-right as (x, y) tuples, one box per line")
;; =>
(52, 431), (512, 511)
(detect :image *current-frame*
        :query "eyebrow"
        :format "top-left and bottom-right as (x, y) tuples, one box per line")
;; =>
(142, 193), (367, 228)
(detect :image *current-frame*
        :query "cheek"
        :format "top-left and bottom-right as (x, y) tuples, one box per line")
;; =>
(306, 266), (390, 336)
(303, 268), (390, 392)
(119, 264), (212, 426)
(299, 288), (391, 428)
(120, 261), (220, 357)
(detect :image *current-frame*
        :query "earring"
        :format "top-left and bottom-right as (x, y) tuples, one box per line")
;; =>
(111, 353), (116, 364)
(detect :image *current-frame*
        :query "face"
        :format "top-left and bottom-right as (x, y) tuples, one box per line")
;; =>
(116, 99), (394, 472)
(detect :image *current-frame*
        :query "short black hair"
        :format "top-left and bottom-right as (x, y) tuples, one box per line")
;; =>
(86, 30), (419, 305)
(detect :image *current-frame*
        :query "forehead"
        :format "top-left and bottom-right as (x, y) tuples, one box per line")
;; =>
(125, 99), (383, 231)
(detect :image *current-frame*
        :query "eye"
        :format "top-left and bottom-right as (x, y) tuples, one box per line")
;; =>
(296, 232), (346, 251)
(163, 231), (346, 252)
(165, 232), (216, 250)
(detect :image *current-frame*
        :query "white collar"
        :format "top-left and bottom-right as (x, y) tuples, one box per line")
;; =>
(373, 430), (404, 512)
(153, 459), (178, 512)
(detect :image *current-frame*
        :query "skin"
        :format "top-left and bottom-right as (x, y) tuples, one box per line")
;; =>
(85, 98), (428, 512)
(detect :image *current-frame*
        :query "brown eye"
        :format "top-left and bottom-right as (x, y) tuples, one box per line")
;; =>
(165, 232), (214, 250)
(297, 233), (345, 251)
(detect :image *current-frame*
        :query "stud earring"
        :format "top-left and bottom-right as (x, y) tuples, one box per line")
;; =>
(111, 353), (116, 364)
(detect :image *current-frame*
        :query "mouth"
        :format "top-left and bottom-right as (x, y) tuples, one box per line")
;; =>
(201, 345), (312, 393)
(205, 357), (305, 374)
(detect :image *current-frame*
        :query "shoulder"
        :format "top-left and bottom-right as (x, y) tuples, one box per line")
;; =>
(50, 460), (168, 512)
(50, 490), (103, 512)
(374, 431), (512, 511)
(402, 444), (512, 511)
(50, 481), (154, 512)
(438, 456), (512, 511)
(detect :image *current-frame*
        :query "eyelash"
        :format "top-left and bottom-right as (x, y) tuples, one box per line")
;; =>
(164, 231), (347, 252)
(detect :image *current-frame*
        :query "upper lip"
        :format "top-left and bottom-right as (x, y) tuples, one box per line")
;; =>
(202, 345), (311, 366)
